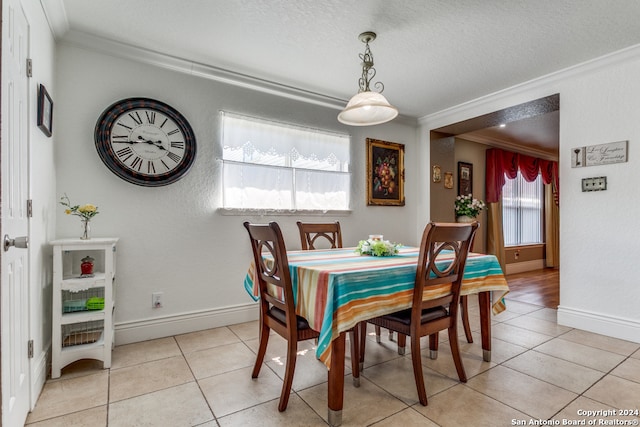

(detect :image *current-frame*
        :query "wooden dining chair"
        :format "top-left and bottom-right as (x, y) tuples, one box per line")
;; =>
(244, 221), (316, 411)
(295, 220), (361, 383)
(296, 221), (342, 250)
(360, 221), (478, 406)
(244, 221), (359, 412)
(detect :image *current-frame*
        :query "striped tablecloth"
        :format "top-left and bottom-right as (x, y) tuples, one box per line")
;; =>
(244, 246), (509, 367)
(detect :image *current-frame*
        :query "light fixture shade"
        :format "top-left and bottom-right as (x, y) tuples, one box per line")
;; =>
(337, 91), (399, 126)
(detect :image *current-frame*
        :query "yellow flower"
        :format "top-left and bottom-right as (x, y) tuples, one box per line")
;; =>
(78, 204), (97, 213)
(65, 209), (71, 215)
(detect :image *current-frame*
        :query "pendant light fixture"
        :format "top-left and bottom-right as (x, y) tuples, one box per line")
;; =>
(338, 31), (398, 126)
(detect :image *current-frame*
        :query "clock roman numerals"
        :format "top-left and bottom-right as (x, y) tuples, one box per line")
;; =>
(170, 142), (184, 149)
(130, 156), (143, 171)
(166, 151), (182, 163)
(145, 111), (156, 124)
(129, 111), (143, 125)
(147, 160), (156, 174)
(116, 147), (134, 162)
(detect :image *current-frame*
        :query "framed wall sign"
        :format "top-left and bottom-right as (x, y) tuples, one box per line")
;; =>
(444, 172), (453, 189)
(37, 84), (53, 137)
(432, 165), (442, 183)
(458, 161), (473, 196)
(366, 138), (405, 206)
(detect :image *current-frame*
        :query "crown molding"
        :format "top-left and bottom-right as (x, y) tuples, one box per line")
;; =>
(57, 29), (417, 124)
(60, 30), (349, 111)
(420, 43), (640, 130)
(39, 0), (69, 40)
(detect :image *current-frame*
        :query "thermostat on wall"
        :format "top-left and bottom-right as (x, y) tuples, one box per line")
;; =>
(582, 176), (607, 192)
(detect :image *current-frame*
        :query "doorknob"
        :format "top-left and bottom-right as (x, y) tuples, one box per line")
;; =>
(4, 235), (29, 252)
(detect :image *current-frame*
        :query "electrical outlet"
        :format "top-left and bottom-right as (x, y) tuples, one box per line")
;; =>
(152, 292), (163, 308)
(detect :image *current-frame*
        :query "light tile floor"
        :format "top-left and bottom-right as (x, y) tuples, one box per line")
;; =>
(26, 295), (640, 426)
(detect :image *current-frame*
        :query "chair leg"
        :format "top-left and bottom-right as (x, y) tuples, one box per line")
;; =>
(375, 325), (381, 343)
(410, 333), (428, 406)
(448, 326), (467, 383)
(359, 322), (367, 370)
(460, 295), (473, 343)
(397, 333), (406, 355)
(252, 322), (270, 378)
(428, 332), (439, 359)
(278, 339), (298, 412)
(349, 328), (360, 387)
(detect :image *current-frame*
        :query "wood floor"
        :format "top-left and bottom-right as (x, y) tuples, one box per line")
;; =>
(504, 268), (559, 309)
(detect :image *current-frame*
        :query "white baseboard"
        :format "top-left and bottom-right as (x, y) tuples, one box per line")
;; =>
(114, 302), (259, 345)
(505, 259), (545, 275)
(557, 306), (640, 344)
(30, 348), (49, 410)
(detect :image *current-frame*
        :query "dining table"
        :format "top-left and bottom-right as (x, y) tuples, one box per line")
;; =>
(244, 246), (509, 426)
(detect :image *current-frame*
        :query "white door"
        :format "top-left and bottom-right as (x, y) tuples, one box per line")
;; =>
(1, 0), (32, 425)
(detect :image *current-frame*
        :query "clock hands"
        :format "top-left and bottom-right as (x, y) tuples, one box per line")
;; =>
(114, 135), (166, 150)
(137, 136), (167, 150)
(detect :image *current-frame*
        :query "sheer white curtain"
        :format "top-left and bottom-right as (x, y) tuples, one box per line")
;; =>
(502, 171), (543, 246)
(221, 112), (351, 210)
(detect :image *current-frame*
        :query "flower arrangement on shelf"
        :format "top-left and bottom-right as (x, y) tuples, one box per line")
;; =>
(355, 236), (402, 257)
(60, 194), (99, 240)
(454, 194), (486, 218)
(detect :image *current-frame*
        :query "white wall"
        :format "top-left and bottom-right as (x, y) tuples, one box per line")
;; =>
(455, 138), (487, 253)
(54, 43), (419, 344)
(421, 46), (640, 343)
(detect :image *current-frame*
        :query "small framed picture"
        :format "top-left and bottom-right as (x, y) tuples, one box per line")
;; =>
(37, 84), (53, 137)
(366, 138), (405, 206)
(444, 172), (454, 189)
(458, 162), (473, 196)
(432, 165), (442, 183)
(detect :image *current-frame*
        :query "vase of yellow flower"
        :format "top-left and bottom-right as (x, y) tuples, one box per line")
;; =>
(60, 194), (99, 240)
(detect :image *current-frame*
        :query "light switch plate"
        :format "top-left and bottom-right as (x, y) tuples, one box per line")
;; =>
(582, 176), (607, 192)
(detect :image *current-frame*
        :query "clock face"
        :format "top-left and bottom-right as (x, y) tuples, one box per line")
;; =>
(95, 98), (196, 187)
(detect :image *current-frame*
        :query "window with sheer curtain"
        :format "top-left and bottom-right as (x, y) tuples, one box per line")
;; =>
(502, 171), (544, 246)
(221, 112), (351, 211)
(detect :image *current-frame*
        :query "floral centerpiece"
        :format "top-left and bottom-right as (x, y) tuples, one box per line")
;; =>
(60, 194), (99, 240)
(455, 194), (486, 221)
(356, 236), (402, 257)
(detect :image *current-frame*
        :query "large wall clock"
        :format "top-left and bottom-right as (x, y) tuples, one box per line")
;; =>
(94, 98), (197, 187)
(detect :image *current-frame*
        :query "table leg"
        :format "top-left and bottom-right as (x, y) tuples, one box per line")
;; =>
(328, 332), (345, 427)
(478, 291), (492, 362)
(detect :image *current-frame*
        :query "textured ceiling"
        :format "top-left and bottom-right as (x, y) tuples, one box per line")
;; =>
(44, 0), (640, 155)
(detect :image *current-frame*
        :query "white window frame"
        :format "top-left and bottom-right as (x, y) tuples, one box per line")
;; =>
(219, 112), (351, 214)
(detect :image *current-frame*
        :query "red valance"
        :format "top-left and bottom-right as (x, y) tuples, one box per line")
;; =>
(485, 148), (559, 204)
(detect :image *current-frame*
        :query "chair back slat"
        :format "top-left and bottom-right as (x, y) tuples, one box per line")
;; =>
(296, 221), (343, 250)
(413, 222), (479, 319)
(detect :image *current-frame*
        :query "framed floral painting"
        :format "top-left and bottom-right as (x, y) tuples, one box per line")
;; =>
(366, 138), (405, 206)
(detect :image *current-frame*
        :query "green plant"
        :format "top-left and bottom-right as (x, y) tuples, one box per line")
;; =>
(455, 194), (485, 218)
(355, 238), (401, 257)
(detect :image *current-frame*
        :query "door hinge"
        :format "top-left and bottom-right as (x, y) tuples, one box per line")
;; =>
(26, 58), (33, 77)
(28, 340), (34, 358)
(27, 199), (33, 218)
